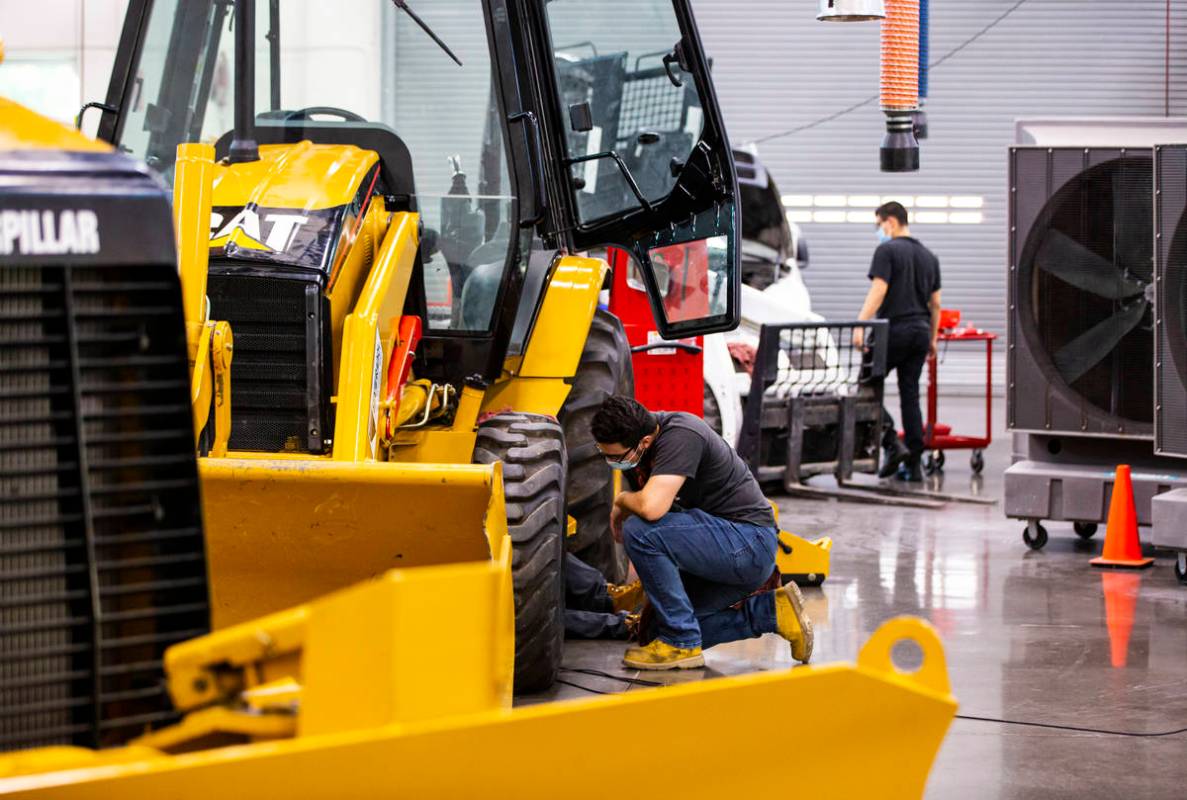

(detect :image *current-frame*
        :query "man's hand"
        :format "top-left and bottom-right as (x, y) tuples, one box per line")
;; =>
(929, 339), (938, 359)
(610, 493), (629, 543)
(853, 326), (865, 350)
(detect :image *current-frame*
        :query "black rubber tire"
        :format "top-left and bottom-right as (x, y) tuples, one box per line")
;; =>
(1023, 522), (1048, 551)
(703, 383), (723, 436)
(558, 308), (634, 583)
(1073, 521), (1099, 540)
(1175, 554), (1187, 586)
(473, 413), (566, 693)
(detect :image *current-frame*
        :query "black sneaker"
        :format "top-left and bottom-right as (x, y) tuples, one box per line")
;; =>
(878, 439), (911, 479)
(900, 457), (924, 483)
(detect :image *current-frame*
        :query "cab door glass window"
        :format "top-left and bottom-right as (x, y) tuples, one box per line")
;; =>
(542, 0), (706, 223)
(647, 236), (729, 325)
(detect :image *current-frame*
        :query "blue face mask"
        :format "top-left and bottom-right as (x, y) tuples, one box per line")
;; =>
(877, 229), (892, 244)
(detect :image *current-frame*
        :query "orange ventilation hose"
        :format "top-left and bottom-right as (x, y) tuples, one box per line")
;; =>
(881, 0), (920, 112)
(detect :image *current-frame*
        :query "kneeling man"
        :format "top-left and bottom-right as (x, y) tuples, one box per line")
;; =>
(591, 396), (812, 670)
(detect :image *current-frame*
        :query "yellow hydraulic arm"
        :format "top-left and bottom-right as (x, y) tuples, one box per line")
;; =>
(173, 142), (233, 455)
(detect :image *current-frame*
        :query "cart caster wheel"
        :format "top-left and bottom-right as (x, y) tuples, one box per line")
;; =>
(1022, 522), (1048, 550)
(1175, 553), (1187, 586)
(925, 451), (945, 475)
(970, 449), (985, 475)
(1073, 522), (1098, 540)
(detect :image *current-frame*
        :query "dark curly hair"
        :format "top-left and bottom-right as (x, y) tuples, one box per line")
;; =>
(590, 396), (657, 447)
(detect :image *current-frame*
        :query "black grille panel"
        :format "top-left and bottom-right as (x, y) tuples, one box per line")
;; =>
(0, 264), (207, 752)
(207, 271), (330, 453)
(1155, 145), (1187, 458)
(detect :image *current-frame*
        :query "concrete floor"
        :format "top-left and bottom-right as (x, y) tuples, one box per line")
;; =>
(521, 398), (1187, 799)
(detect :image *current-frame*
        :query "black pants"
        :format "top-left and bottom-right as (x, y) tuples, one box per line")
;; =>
(880, 320), (930, 457)
(563, 552), (630, 639)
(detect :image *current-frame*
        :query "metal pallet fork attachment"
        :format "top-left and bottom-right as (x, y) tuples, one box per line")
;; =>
(738, 321), (942, 509)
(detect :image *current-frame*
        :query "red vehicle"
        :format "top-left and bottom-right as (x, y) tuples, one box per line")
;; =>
(606, 243), (709, 416)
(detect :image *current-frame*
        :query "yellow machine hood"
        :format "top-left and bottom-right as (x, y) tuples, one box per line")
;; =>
(208, 141), (379, 272)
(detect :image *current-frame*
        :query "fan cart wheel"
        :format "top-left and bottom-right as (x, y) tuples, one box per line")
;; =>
(1023, 521), (1048, 550)
(1175, 553), (1187, 586)
(970, 449), (985, 474)
(1073, 522), (1099, 540)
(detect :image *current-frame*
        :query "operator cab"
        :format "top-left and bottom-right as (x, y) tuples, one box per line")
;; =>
(95, 0), (739, 448)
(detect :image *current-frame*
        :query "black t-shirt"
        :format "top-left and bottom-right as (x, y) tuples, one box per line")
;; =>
(626, 412), (776, 528)
(868, 237), (941, 324)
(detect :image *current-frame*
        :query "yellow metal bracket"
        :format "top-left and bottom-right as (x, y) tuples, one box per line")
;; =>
(857, 616), (953, 699)
(776, 532), (832, 586)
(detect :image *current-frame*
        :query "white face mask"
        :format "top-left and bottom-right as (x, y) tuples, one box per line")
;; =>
(604, 441), (644, 471)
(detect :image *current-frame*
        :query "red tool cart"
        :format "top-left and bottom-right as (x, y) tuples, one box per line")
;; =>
(920, 310), (997, 475)
(605, 246), (706, 416)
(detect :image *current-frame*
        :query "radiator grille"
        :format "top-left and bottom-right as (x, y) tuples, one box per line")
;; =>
(0, 264), (207, 752)
(207, 272), (329, 453)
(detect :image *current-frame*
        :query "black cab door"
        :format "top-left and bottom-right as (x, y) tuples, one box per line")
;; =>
(521, 0), (741, 339)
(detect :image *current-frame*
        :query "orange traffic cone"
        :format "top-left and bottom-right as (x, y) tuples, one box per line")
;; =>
(1091, 465), (1154, 569)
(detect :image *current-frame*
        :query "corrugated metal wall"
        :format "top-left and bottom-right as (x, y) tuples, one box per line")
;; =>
(693, 0), (1187, 388)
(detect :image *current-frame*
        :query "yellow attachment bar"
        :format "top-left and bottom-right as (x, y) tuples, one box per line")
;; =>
(173, 143), (216, 329)
(332, 211), (419, 462)
(133, 707), (296, 754)
(197, 459), (506, 629)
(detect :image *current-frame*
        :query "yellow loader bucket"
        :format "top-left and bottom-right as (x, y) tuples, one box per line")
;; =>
(0, 613), (955, 799)
(198, 458), (506, 628)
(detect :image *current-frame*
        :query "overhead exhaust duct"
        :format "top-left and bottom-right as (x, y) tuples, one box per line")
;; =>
(816, 0), (885, 22)
(912, 0), (929, 139)
(880, 0), (920, 171)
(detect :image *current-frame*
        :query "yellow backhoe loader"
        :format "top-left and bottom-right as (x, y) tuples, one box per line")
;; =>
(0, 5), (958, 794)
(87, 0), (757, 692)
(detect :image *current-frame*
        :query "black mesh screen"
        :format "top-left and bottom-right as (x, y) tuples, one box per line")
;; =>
(1156, 145), (1187, 458)
(207, 271), (330, 453)
(1015, 151), (1154, 430)
(0, 264), (207, 752)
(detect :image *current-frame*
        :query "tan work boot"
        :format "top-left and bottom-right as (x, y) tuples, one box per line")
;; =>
(775, 582), (814, 663)
(622, 639), (704, 670)
(608, 579), (645, 613)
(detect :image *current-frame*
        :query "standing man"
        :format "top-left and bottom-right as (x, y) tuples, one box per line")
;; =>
(590, 396), (812, 670)
(855, 201), (942, 482)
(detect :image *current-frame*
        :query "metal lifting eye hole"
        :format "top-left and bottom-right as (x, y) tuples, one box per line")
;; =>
(890, 638), (924, 673)
(637, 131), (661, 146)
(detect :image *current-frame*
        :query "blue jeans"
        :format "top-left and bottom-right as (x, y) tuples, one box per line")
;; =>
(622, 509), (778, 650)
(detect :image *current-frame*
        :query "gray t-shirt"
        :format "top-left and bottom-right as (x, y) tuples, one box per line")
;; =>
(626, 411), (776, 528)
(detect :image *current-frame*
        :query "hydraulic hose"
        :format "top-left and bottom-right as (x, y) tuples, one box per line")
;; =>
(914, 0), (929, 138)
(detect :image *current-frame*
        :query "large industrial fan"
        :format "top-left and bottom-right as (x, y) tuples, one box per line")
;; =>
(1008, 147), (1155, 438)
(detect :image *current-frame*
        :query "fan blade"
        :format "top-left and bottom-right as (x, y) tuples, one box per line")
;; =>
(1035, 230), (1146, 300)
(1052, 300), (1149, 385)
(1113, 165), (1154, 278)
